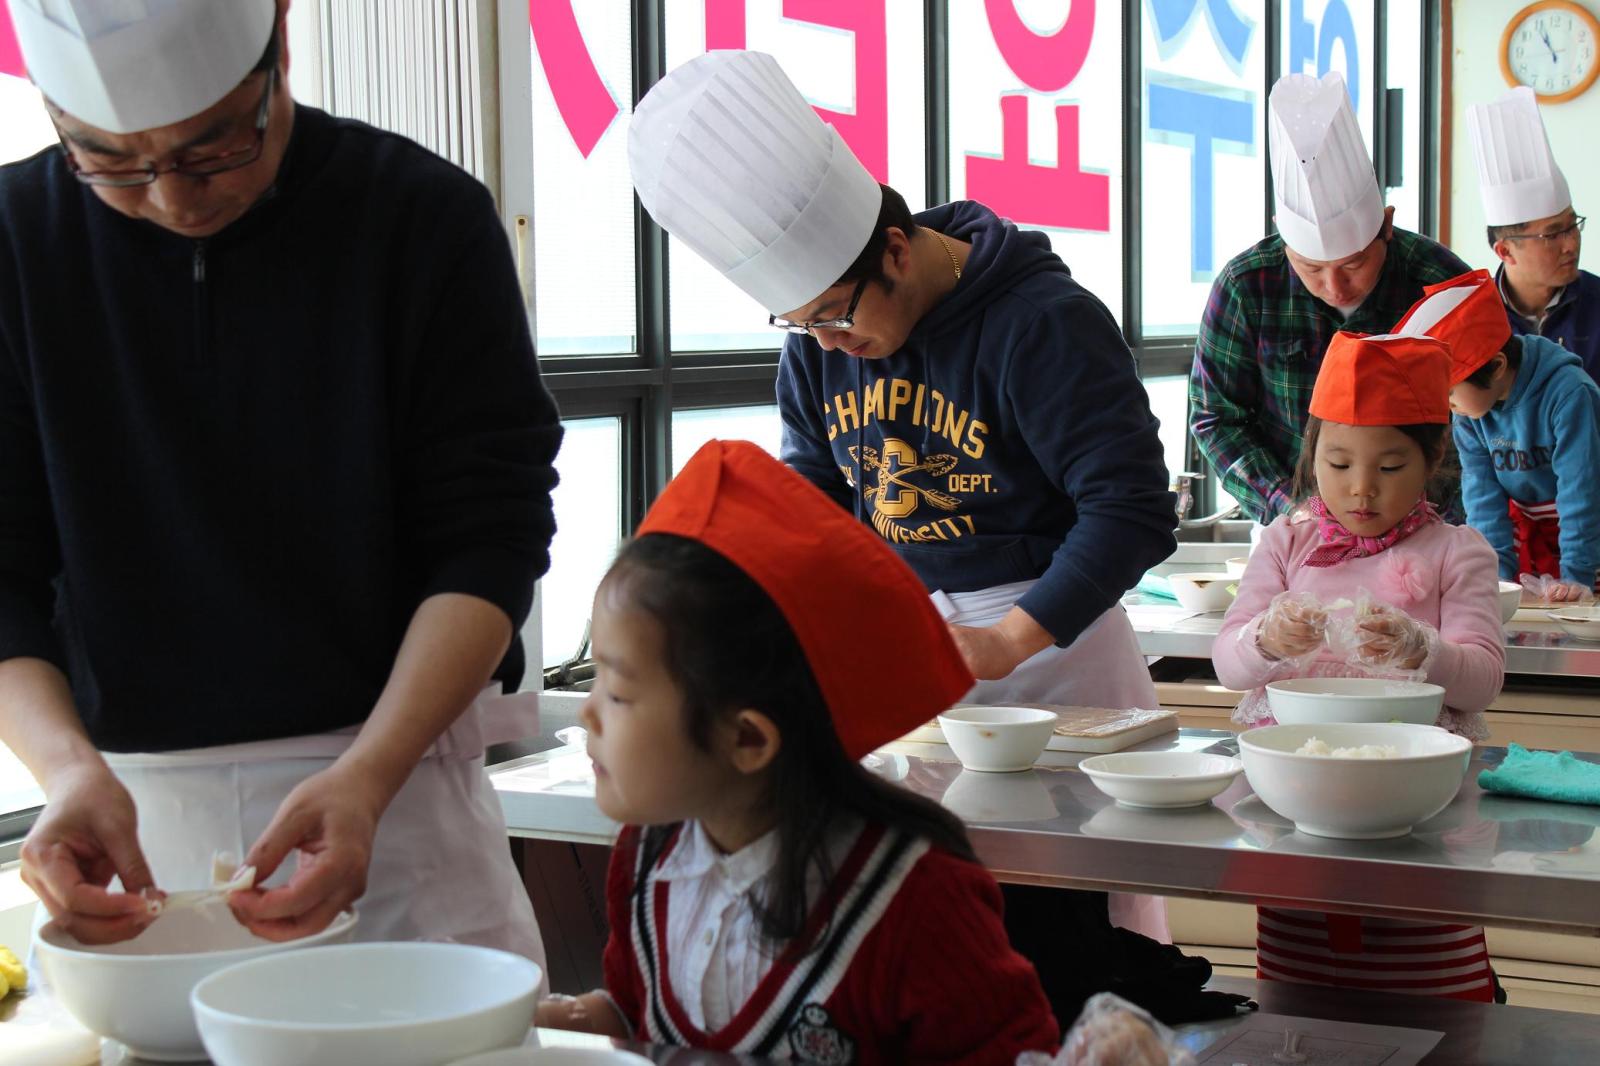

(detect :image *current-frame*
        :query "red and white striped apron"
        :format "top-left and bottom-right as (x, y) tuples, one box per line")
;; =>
(1256, 907), (1494, 1002)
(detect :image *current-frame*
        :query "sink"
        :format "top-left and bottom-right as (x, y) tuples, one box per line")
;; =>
(1174, 519), (1256, 544)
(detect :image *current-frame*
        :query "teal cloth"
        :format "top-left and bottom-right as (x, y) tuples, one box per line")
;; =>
(1135, 573), (1178, 602)
(1478, 744), (1600, 806)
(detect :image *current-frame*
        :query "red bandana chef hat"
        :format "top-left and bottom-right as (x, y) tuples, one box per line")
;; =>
(1308, 332), (1453, 426)
(1392, 269), (1512, 384)
(635, 440), (975, 759)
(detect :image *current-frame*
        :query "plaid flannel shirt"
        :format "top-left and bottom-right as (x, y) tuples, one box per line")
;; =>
(1189, 229), (1469, 523)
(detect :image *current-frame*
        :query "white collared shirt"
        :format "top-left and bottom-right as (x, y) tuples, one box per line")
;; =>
(656, 818), (858, 1033)
(1498, 270), (1563, 332)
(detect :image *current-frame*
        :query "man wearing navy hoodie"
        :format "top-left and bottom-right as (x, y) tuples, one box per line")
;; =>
(630, 52), (1176, 717)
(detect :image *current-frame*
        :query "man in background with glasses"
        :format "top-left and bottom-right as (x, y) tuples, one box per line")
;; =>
(1469, 88), (1598, 386)
(0, 0), (558, 970)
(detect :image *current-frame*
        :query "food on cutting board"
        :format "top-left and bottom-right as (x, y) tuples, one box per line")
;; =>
(1295, 736), (1400, 759)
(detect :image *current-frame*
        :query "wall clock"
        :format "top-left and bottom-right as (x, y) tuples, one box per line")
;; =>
(1501, 0), (1600, 103)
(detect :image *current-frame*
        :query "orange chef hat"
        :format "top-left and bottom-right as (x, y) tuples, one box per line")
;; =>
(635, 440), (975, 759)
(1392, 269), (1512, 384)
(1308, 332), (1453, 426)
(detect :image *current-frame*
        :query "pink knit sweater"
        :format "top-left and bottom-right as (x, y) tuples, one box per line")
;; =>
(1214, 514), (1506, 737)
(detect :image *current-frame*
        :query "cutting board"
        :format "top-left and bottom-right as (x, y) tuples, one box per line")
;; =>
(905, 705), (1179, 754)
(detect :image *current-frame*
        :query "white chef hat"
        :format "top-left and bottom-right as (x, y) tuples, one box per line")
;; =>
(629, 50), (882, 316)
(1467, 87), (1572, 228)
(1269, 72), (1384, 262)
(7, 0), (276, 134)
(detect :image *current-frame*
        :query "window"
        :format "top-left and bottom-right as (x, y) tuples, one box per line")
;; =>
(947, 0), (1125, 322)
(1384, 1), (1424, 232)
(672, 405), (783, 474)
(1279, 0), (1376, 149)
(1141, 1), (1268, 337)
(1143, 375), (1192, 483)
(541, 417), (624, 669)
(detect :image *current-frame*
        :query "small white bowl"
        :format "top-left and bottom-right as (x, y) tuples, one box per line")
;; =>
(34, 904), (356, 1062)
(1547, 606), (1600, 641)
(1499, 581), (1523, 624)
(936, 705), (1058, 772)
(192, 942), (541, 1066)
(450, 1050), (654, 1065)
(1265, 677), (1444, 726)
(1239, 723), (1472, 839)
(1225, 556), (1250, 579)
(1166, 572), (1236, 613)
(1078, 751), (1243, 808)
(940, 768), (1059, 822)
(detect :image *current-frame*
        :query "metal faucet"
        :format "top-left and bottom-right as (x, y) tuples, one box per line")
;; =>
(1170, 471), (1243, 528)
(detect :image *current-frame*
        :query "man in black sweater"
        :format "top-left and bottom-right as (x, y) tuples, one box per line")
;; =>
(0, 0), (560, 960)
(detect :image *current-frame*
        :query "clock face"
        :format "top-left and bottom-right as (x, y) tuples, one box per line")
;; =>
(1508, 8), (1597, 96)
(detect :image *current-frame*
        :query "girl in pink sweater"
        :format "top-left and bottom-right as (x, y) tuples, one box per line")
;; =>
(1215, 332), (1506, 1002)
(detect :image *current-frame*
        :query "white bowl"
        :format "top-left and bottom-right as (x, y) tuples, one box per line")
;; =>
(1499, 581), (1523, 624)
(940, 768), (1059, 822)
(936, 705), (1058, 772)
(34, 904), (355, 1062)
(1547, 606), (1600, 641)
(192, 942), (540, 1066)
(1265, 677), (1444, 726)
(1078, 751), (1243, 808)
(1239, 723), (1472, 839)
(451, 1050), (654, 1065)
(1225, 557), (1250, 579)
(1166, 572), (1235, 613)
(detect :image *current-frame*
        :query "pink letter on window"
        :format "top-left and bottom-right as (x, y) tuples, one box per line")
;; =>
(529, 0), (619, 159)
(966, 95), (1109, 231)
(983, 0), (1094, 92)
(0, 5), (24, 80)
(703, 0), (746, 50)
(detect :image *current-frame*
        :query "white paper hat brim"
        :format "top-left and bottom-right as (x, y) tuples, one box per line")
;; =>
(12, 0), (275, 134)
(1481, 174), (1573, 228)
(1275, 179), (1385, 262)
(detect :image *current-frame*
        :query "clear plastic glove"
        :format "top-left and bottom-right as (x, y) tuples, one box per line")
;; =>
(1016, 993), (1195, 1066)
(1520, 572), (1595, 604)
(1344, 599), (1437, 674)
(1252, 591), (1330, 663)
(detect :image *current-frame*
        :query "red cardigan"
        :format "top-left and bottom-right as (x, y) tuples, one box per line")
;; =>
(602, 822), (1059, 1064)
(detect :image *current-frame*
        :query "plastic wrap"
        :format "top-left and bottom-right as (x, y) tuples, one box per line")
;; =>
(1017, 992), (1196, 1066)
(1520, 572), (1595, 605)
(1324, 591), (1438, 677)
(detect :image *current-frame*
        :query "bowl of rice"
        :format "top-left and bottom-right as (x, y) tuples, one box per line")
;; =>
(1238, 723), (1473, 839)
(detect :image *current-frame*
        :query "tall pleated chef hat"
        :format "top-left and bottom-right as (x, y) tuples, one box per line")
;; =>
(629, 50), (882, 316)
(1393, 269), (1512, 384)
(1269, 72), (1385, 261)
(1310, 333), (1453, 427)
(1467, 86), (1572, 228)
(636, 440), (975, 760)
(7, 0), (275, 134)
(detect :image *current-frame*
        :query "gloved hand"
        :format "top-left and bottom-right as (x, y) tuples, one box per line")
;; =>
(1521, 573), (1595, 604)
(1350, 601), (1437, 673)
(1254, 591), (1329, 663)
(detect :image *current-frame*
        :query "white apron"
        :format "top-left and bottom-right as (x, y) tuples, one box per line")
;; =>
(37, 690), (545, 980)
(933, 580), (1170, 943)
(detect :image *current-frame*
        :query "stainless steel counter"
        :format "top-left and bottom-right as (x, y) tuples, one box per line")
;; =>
(492, 699), (1600, 937)
(1126, 597), (1600, 678)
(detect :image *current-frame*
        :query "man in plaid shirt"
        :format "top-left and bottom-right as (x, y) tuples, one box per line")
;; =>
(1189, 73), (1468, 524)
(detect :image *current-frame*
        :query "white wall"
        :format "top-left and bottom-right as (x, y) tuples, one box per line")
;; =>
(1448, 0), (1600, 270)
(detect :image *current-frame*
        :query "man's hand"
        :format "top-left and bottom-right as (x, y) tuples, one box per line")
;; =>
(947, 606), (1054, 681)
(229, 763), (386, 941)
(20, 762), (158, 944)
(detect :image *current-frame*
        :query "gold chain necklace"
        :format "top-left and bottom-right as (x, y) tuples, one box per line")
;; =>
(933, 231), (962, 281)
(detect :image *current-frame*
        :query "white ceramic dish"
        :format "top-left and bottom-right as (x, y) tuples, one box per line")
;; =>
(1239, 723), (1472, 839)
(450, 1049), (654, 1065)
(1166, 572), (1235, 613)
(1078, 751), (1243, 808)
(34, 905), (355, 1063)
(1225, 557), (1250, 579)
(1498, 581), (1523, 624)
(192, 942), (540, 1066)
(936, 706), (1058, 772)
(1265, 677), (1444, 726)
(1547, 606), (1600, 642)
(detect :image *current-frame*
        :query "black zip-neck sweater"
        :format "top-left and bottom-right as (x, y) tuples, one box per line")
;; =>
(0, 105), (561, 751)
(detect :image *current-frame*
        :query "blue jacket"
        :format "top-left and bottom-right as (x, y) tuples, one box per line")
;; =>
(1499, 266), (1600, 387)
(1454, 335), (1600, 586)
(777, 201), (1177, 646)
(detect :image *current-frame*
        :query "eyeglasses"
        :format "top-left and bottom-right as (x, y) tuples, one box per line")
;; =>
(1501, 216), (1586, 244)
(56, 69), (275, 188)
(769, 278), (868, 335)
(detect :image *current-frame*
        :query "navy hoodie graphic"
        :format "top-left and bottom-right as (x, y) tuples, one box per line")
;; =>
(777, 201), (1177, 646)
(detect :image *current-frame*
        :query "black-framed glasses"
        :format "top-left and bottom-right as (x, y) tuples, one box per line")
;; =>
(1502, 215), (1586, 244)
(769, 277), (868, 335)
(56, 68), (275, 188)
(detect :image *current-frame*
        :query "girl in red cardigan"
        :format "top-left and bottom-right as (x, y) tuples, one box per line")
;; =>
(536, 440), (1058, 1063)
